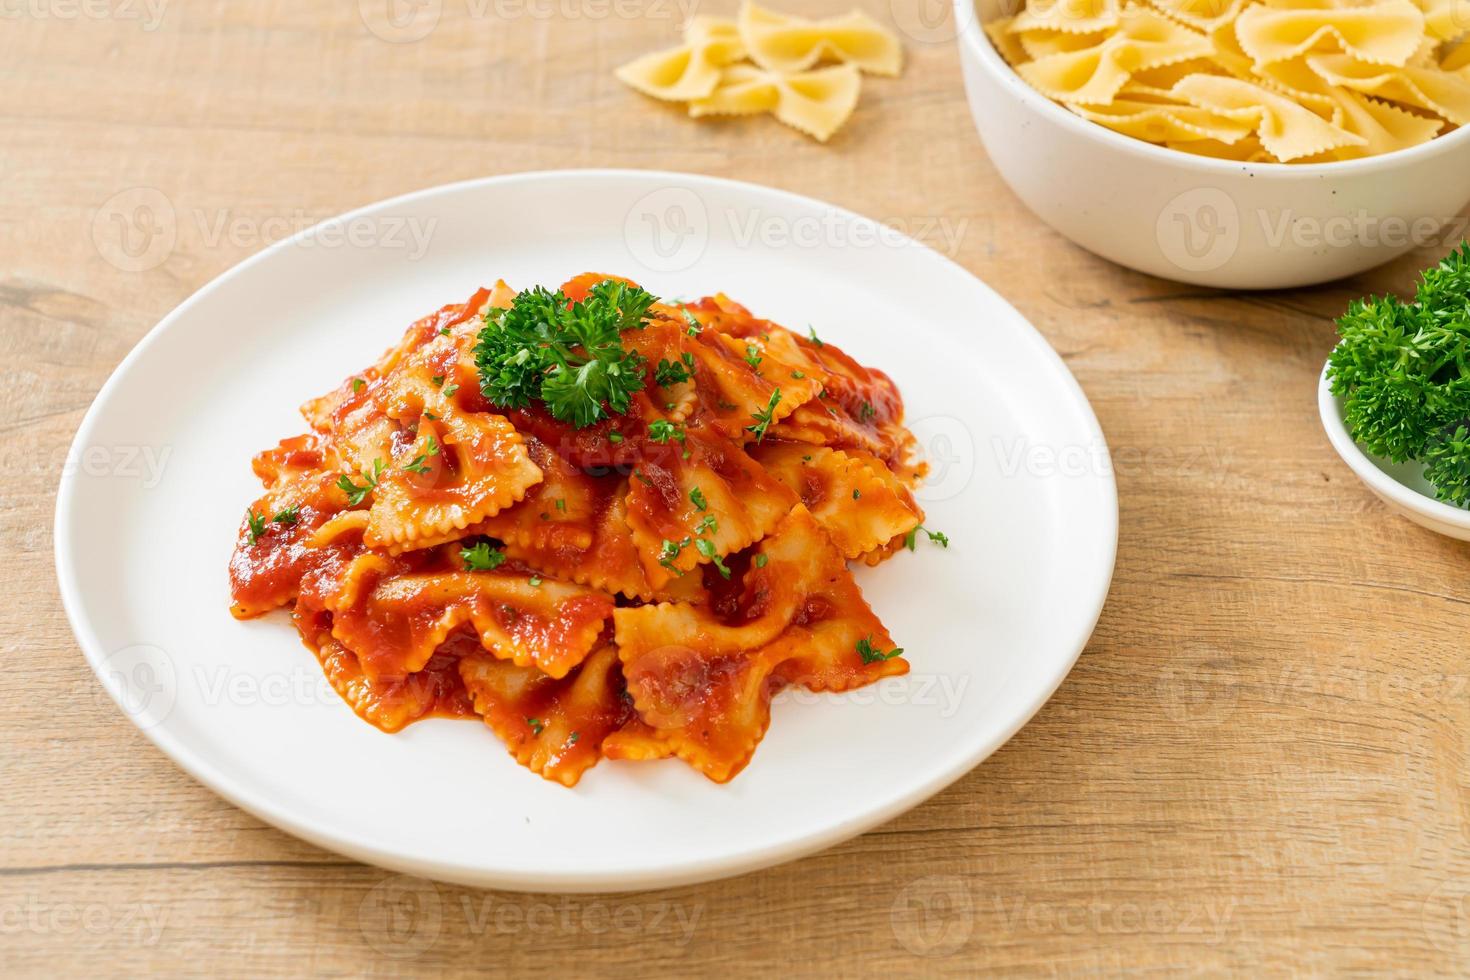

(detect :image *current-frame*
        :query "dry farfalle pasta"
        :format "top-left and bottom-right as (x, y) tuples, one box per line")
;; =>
(985, 0), (1470, 162)
(615, 1), (903, 142)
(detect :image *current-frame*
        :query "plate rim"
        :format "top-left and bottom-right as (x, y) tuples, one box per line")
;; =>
(54, 168), (1119, 892)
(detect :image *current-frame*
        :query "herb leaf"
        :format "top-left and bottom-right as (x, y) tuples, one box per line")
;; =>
(473, 280), (656, 428)
(460, 541), (507, 571)
(745, 389), (782, 443)
(856, 636), (903, 664)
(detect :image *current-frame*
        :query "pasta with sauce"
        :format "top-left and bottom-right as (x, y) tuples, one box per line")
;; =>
(228, 273), (938, 786)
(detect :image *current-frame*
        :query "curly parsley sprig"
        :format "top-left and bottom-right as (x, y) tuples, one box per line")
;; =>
(1328, 243), (1470, 506)
(473, 280), (657, 428)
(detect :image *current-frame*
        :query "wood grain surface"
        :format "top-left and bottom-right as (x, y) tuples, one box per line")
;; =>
(4, 1), (1470, 975)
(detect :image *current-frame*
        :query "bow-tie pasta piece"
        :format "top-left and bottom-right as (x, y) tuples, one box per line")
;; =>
(1234, 1), (1426, 67)
(984, 16), (1031, 64)
(689, 63), (863, 142)
(459, 644), (633, 786)
(1443, 42), (1470, 73)
(1141, 0), (1245, 33)
(738, 1), (903, 76)
(1308, 53), (1470, 125)
(1012, 0), (1124, 34)
(1069, 94), (1261, 143)
(1017, 9), (1214, 105)
(615, 16), (747, 102)
(1329, 89), (1445, 158)
(1171, 73), (1367, 159)
(1410, 0), (1470, 40)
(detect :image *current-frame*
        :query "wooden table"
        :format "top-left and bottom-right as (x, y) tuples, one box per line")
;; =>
(6, 1), (1469, 974)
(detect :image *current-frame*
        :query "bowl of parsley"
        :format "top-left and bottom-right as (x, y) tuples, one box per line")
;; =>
(1321, 244), (1470, 540)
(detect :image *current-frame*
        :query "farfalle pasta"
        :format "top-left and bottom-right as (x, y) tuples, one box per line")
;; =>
(228, 274), (936, 786)
(615, 2), (902, 141)
(984, 0), (1469, 162)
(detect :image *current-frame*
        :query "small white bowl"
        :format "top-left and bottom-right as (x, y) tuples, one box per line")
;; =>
(1317, 364), (1470, 540)
(954, 0), (1470, 290)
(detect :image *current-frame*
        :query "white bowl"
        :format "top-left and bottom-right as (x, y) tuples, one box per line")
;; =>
(1317, 364), (1470, 540)
(954, 0), (1470, 290)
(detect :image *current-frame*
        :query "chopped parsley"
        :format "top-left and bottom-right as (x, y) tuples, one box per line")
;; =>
(658, 538), (686, 572)
(655, 352), (695, 387)
(527, 717), (545, 736)
(689, 486), (707, 511)
(859, 400), (877, 423)
(791, 370), (805, 380)
(426, 435), (440, 456)
(608, 431), (624, 444)
(273, 505), (300, 526)
(807, 325), (824, 347)
(682, 310), (702, 336)
(528, 575), (542, 587)
(473, 280), (655, 428)
(460, 541), (507, 571)
(554, 498), (566, 512)
(856, 636), (904, 664)
(753, 553), (769, 569)
(245, 508), (267, 544)
(695, 538), (731, 579)
(352, 377), (365, 394)
(648, 419), (685, 444)
(567, 731), (580, 746)
(693, 514), (718, 536)
(402, 454), (431, 475)
(745, 389), (782, 443)
(336, 458), (385, 506)
(442, 383), (459, 397)
(744, 343), (763, 372)
(852, 489), (861, 500)
(431, 375), (445, 386)
(904, 525), (951, 550)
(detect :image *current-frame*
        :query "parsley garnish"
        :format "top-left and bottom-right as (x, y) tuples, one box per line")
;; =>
(568, 731), (580, 745)
(859, 400), (876, 422)
(352, 378), (365, 393)
(555, 498), (566, 512)
(744, 343), (763, 371)
(273, 505), (300, 526)
(528, 575), (542, 587)
(473, 280), (656, 428)
(904, 525), (951, 550)
(426, 435), (440, 456)
(655, 352), (695, 387)
(857, 636), (903, 664)
(689, 486), (707, 511)
(402, 454), (431, 475)
(648, 420), (685, 444)
(440, 326), (451, 337)
(336, 459), (384, 506)
(695, 538), (731, 579)
(245, 508), (267, 544)
(658, 538), (686, 572)
(852, 489), (861, 500)
(527, 717), (545, 736)
(807, 325), (824, 347)
(745, 389), (782, 443)
(791, 370), (805, 379)
(431, 375), (445, 386)
(1328, 244), (1470, 506)
(460, 541), (507, 571)
(442, 383), (459, 397)
(682, 310), (702, 336)
(694, 514), (718, 535)
(608, 431), (624, 444)
(753, 553), (769, 569)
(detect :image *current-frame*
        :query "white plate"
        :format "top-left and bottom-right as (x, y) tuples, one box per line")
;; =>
(55, 170), (1117, 892)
